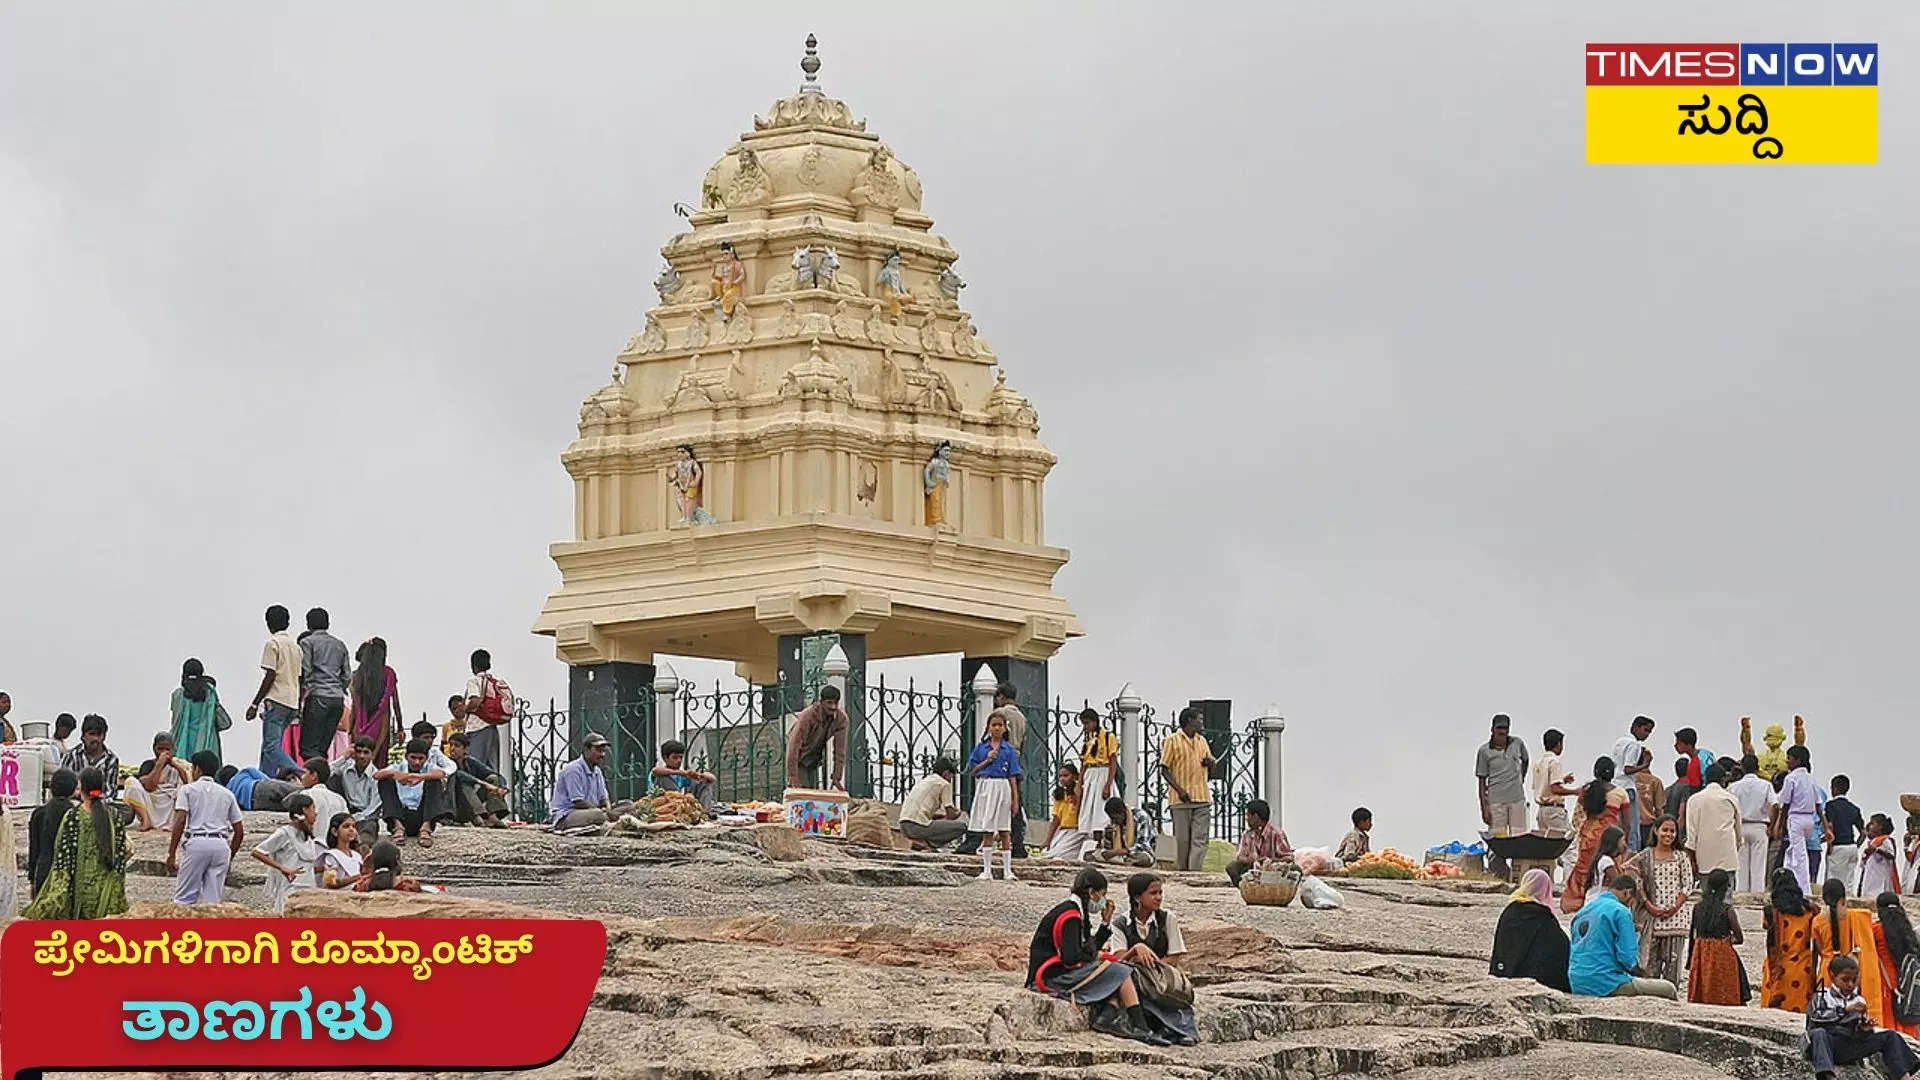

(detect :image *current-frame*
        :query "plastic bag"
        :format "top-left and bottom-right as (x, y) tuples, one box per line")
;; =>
(1294, 847), (1344, 875)
(1298, 874), (1344, 910)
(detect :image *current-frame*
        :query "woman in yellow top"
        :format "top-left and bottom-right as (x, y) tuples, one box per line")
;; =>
(1045, 763), (1090, 860)
(1077, 708), (1121, 828)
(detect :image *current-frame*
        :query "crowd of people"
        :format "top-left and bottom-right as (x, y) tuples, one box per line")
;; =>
(1479, 712), (1920, 1078)
(0, 606), (516, 919)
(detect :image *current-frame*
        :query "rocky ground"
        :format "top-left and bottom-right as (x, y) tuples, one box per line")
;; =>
(8, 811), (1916, 1079)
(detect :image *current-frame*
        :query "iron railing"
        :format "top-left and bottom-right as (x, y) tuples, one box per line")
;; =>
(505, 676), (1266, 836)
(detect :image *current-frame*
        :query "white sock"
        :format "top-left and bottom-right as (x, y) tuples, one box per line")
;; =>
(1001, 848), (1014, 874)
(981, 847), (996, 874)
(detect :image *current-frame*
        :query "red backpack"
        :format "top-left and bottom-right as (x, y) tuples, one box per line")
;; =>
(476, 673), (516, 725)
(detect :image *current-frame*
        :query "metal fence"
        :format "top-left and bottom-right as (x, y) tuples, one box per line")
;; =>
(506, 676), (1266, 838)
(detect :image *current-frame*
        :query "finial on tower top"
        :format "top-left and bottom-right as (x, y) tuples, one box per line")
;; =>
(800, 33), (822, 92)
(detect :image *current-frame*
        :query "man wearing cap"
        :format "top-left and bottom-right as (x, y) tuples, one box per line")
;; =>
(550, 733), (631, 830)
(1476, 714), (1529, 876)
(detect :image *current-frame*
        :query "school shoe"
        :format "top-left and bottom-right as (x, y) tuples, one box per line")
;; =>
(975, 869), (995, 881)
(1001, 868), (1018, 881)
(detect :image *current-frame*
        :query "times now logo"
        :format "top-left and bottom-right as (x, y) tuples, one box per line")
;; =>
(1586, 43), (1878, 86)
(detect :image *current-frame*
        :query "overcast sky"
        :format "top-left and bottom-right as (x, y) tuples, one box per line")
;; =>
(3, 4), (1915, 855)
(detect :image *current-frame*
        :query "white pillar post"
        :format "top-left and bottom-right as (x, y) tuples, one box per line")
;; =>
(822, 644), (851, 787)
(653, 661), (681, 748)
(970, 664), (1000, 732)
(1115, 684), (1144, 806)
(1256, 704), (1286, 830)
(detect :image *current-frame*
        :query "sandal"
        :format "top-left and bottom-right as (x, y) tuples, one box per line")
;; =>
(418, 832), (434, 848)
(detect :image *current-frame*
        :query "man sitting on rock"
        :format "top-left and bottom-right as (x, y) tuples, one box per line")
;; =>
(1089, 797), (1157, 868)
(550, 733), (632, 830)
(446, 731), (512, 827)
(650, 739), (717, 814)
(1567, 873), (1677, 999)
(1225, 799), (1292, 886)
(375, 738), (452, 847)
(898, 758), (968, 851)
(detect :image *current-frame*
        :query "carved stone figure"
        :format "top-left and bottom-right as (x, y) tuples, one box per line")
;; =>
(935, 264), (966, 305)
(723, 304), (755, 345)
(853, 144), (903, 210)
(856, 460), (879, 508)
(1741, 715), (1807, 783)
(831, 300), (866, 341)
(654, 265), (683, 305)
(711, 242), (747, 321)
(579, 366), (634, 426)
(881, 348), (958, 413)
(918, 314), (943, 355)
(866, 302), (894, 346)
(668, 444), (716, 526)
(724, 147), (772, 208)
(625, 313), (667, 355)
(777, 298), (803, 339)
(778, 339), (855, 404)
(810, 247), (840, 289)
(685, 311), (710, 349)
(797, 141), (825, 187)
(922, 441), (951, 527)
(875, 251), (910, 317)
(664, 352), (745, 410)
(950, 313), (979, 358)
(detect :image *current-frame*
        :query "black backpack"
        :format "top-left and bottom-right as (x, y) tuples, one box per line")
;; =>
(1896, 952), (1920, 1025)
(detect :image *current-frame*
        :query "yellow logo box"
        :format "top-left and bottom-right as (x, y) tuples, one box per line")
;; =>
(1586, 86), (1877, 164)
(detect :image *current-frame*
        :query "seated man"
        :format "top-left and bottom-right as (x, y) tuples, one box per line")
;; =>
(62, 712), (133, 825)
(898, 758), (968, 851)
(328, 736), (383, 840)
(1807, 954), (1920, 1080)
(1089, 797), (1157, 868)
(446, 731), (511, 828)
(650, 739), (717, 814)
(374, 738), (451, 846)
(123, 732), (193, 831)
(549, 733), (631, 830)
(1568, 874), (1677, 999)
(1225, 799), (1292, 886)
(300, 758), (349, 833)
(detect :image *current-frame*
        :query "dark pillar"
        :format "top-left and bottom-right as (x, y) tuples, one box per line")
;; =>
(775, 632), (869, 794)
(568, 660), (654, 804)
(960, 656), (1050, 820)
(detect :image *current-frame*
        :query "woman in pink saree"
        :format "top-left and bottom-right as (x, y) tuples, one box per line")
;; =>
(1562, 756), (1630, 915)
(348, 638), (401, 764)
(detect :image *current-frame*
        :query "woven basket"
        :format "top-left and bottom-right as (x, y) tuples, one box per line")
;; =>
(1239, 877), (1299, 907)
(1900, 794), (1920, 815)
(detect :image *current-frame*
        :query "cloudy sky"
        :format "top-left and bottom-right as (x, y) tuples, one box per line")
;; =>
(3, 4), (1915, 855)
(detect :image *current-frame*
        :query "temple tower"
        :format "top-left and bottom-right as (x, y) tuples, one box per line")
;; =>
(535, 36), (1080, 745)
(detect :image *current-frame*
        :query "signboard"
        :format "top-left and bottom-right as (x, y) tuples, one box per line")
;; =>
(0, 745), (46, 809)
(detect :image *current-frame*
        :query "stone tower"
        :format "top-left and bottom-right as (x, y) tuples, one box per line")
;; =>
(535, 36), (1080, 721)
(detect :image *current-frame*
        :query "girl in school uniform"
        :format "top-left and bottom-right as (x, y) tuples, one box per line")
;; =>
(968, 710), (1024, 881)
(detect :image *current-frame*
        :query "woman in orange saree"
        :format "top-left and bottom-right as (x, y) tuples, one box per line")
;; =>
(1561, 757), (1630, 915)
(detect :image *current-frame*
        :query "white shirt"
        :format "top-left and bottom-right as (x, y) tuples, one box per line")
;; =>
(176, 777), (243, 837)
(1112, 908), (1188, 957)
(1588, 854), (1617, 901)
(320, 847), (364, 887)
(1611, 736), (1648, 774)
(1531, 751), (1567, 807)
(1729, 774), (1777, 824)
(255, 824), (322, 914)
(899, 775), (956, 827)
(305, 785), (349, 834)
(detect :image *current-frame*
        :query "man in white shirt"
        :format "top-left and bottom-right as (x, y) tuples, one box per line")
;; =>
(898, 759), (967, 850)
(300, 757), (350, 836)
(1531, 729), (1580, 836)
(245, 605), (303, 777)
(165, 751), (245, 905)
(1728, 753), (1777, 893)
(1610, 715), (1656, 850)
(1684, 762), (1741, 877)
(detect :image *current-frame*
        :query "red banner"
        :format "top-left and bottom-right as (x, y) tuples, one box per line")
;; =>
(0, 918), (605, 1079)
